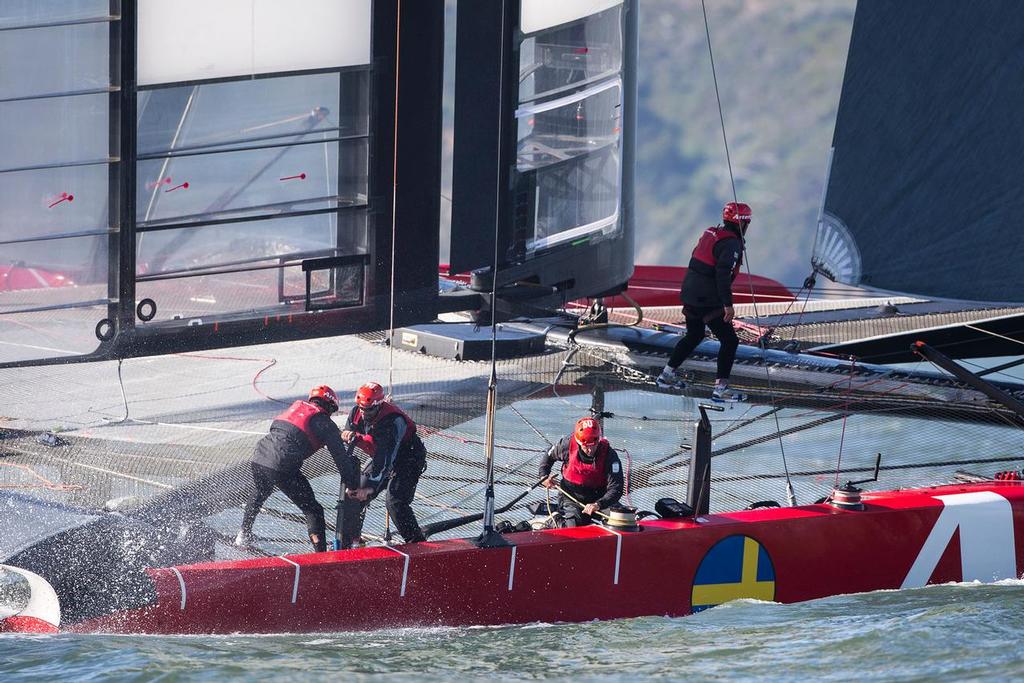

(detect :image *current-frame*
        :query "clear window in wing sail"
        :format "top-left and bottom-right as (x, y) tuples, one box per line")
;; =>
(136, 139), (366, 227)
(516, 79), (621, 171)
(0, 164), (111, 242)
(0, 93), (112, 171)
(512, 8), (624, 258)
(0, 1), (113, 31)
(133, 68), (371, 326)
(518, 5), (622, 103)
(525, 144), (620, 253)
(136, 71), (368, 157)
(135, 211), (368, 322)
(0, 234), (115, 365)
(0, 10), (119, 365)
(0, 21), (112, 100)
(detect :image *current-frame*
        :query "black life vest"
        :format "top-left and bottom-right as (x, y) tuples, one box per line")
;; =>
(563, 438), (610, 489)
(690, 225), (743, 279)
(276, 400), (325, 450)
(350, 402), (416, 442)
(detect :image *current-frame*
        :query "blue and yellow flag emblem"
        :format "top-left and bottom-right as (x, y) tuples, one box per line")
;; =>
(691, 535), (776, 612)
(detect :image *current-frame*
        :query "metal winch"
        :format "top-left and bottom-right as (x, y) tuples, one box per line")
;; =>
(602, 505), (640, 531)
(828, 453), (882, 512)
(829, 483), (865, 510)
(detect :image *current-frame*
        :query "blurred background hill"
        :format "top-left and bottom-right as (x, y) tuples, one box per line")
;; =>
(636, 0), (855, 289)
(440, 0), (856, 291)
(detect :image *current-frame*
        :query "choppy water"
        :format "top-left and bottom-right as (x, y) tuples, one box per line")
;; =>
(4, 582), (1023, 682)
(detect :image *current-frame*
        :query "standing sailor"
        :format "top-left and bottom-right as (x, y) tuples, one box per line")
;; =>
(538, 417), (624, 526)
(339, 382), (427, 548)
(656, 201), (751, 402)
(238, 385), (359, 552)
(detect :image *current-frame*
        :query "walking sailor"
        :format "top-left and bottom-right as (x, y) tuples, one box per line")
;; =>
(656, 200), (752, 401)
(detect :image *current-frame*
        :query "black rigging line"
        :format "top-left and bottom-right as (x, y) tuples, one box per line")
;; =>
(701, 0), (796, 504)
(478, 0), (508, 544)
(710, 414), (846, 458)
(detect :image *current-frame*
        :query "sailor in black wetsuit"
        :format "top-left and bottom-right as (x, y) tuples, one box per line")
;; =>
(237, 385), (359, 552)
(656, 201), (752, 402)
(339, 382), (427, 548)
(538, 417), (624, 527)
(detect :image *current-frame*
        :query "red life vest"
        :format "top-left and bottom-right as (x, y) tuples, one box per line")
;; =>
(690, 225), (743, 279)
(351, 402), (416, 442)
(563, 438), (610, 489)
(276, 400), (325, 450)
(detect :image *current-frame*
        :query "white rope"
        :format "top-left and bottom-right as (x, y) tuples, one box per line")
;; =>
(964, 324), (1024, 348)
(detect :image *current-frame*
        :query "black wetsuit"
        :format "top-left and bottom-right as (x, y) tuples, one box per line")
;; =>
(340, 404), (427, 547)
(241, 401), (359, 552)
(670, 223), (744, 379)
(538, 436), (624, 526)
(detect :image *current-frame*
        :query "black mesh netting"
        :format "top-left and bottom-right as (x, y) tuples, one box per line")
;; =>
(2, 320), (1023, 565)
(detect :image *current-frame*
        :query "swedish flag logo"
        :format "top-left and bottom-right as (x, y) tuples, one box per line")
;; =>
(691, 535), (776, 612)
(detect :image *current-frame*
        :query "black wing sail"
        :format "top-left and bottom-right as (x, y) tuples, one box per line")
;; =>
(813, 0), (1024, 303)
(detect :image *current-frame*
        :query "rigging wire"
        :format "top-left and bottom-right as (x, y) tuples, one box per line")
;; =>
(373, 0), (407, 545)
(508, 404), (553, 447)
(701, 0), (797, 505)
(479, 0), (508, 540)
(833, 357), (856, 488)
(386, 0), (403, 400)
(963, 324), (1024, 349)
(700, 0), (736, 202)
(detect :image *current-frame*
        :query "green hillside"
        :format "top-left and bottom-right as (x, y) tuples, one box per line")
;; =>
(636, 0), (856, 288)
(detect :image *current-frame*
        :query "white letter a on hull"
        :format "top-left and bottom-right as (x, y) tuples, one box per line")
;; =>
(901, 491), (1018, 588)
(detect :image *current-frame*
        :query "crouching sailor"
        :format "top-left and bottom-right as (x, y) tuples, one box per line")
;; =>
(339, 382), (427, 548)
(538, 417), (624, 526)
(237, 385), (359, 552)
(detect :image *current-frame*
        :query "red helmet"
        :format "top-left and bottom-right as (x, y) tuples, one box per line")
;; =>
(722, 202), (752, 224)
(355, 382), (386, 410)
(308, 385), (339, 412)
(574, 417), (602, 447)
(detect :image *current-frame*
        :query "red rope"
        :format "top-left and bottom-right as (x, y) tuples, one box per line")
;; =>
(176, 352), (288, 404)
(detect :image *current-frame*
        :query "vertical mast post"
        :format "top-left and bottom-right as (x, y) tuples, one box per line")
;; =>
(687, 404), (723, 515)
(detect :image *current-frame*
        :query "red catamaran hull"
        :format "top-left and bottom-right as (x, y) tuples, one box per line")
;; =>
(70, 482), (1024, 634)
(438, 264), (795, 309)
